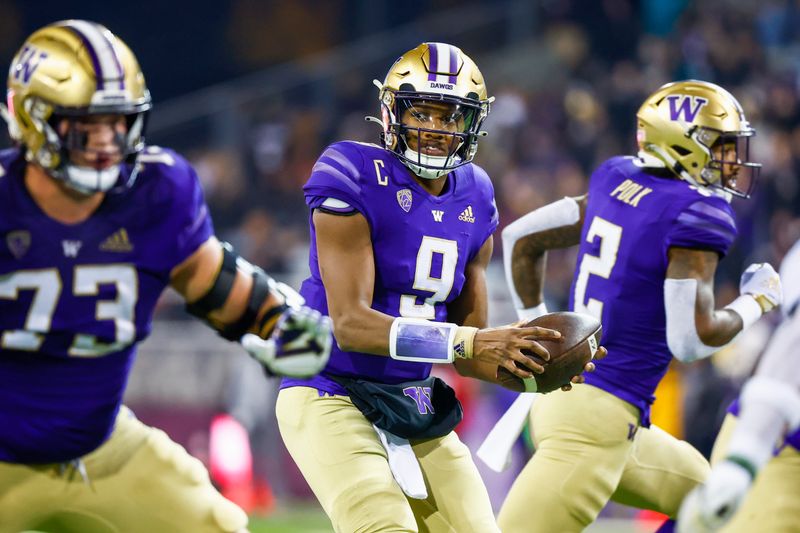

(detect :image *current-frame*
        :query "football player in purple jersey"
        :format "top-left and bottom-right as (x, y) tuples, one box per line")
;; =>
(0, 21), (332, 533)
(490, 80), (783, 532)
(678, 238), (800, 532)
(275, 43), (596, 532)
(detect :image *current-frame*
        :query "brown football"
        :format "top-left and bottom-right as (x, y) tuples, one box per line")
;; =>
(497, 312), (602, 393)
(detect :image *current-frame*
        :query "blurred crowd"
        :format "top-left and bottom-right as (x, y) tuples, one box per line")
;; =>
(174, 0), (800, 462)
(189, 0), (800, 282)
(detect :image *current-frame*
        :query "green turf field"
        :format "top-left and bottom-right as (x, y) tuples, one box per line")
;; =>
(249, 506), (332, 533)
(248, 508), (646, 532)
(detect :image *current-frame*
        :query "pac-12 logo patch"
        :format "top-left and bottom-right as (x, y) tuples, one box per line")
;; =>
(6, 230), (31, 259)
(397, 189), (413, 212)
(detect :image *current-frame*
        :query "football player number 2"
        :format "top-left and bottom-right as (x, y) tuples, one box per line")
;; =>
(0, 265), (137, 356)
(400, 236), (458, 319)
(573, 216), (622, 319)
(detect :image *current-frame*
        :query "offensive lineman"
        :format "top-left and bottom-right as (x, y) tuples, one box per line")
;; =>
(0, 21), (331, 533)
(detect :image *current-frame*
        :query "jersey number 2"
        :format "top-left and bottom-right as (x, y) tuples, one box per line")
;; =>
(573, 216), (622, 319)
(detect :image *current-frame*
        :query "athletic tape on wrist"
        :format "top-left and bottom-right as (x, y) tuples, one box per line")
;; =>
(725, 294), (763, 330)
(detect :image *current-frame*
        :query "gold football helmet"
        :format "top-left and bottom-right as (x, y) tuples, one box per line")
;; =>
(637, 80), (760, 198)
(368, 42), (493, 180)
(2, 20), (151, 193)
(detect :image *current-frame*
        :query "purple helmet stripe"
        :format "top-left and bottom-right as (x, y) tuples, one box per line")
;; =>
(448, 46), (458, 84)
(427, 42), (438, 82)
(59, 20), (126, 91)
(99, 27), (126, 90)
(62, 24), (105, 90)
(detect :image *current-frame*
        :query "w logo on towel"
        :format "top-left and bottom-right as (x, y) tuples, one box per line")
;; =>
(403, 386), (435, 415)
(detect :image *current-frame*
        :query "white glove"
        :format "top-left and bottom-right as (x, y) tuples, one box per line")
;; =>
(740, 263), (782, 313)
(241, 305), (332, 378)
(677, 460), (753, 533)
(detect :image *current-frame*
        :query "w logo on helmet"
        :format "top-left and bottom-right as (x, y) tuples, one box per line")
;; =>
(667, 95), (708, 123)
(12, 45), (48, 85)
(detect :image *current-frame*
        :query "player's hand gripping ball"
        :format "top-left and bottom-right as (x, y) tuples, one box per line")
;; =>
(498, 312), (602, 393)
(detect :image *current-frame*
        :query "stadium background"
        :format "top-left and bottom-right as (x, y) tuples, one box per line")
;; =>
(2, 0), (799, 531)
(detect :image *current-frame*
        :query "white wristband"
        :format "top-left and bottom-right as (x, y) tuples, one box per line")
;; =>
(516, 302), (548, 322)
(725, 295), (763, 331)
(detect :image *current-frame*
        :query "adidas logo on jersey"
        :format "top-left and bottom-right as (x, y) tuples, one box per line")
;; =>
(458, 206), (475, 223)
(100, 228), (133, 253)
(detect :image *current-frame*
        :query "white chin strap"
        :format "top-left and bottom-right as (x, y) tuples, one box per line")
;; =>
(64, 164), (121, 194)
(403, 147), (460, 180)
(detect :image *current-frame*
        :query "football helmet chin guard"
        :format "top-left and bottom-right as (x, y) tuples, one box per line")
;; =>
(3, 20), (151, 195)
(367, 42), (493, 180)
(636, 80), (761, 200)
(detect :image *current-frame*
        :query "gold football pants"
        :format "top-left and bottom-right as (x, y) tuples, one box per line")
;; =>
(276, 386), (499, 533)
(0, 406), (247, 533)
(498, 384), (709, 533)
(710, 414), (800, 533)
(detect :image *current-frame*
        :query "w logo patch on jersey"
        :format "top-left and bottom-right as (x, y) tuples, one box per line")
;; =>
(432, 210), (444, 222)
(667, 95), (708, 123)
(61, 240), (82, 258)
(458, 205), (475, 223)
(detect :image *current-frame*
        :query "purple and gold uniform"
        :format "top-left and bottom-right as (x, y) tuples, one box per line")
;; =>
(277, 140), (501, 533)
(283, 140), (497, 391)
(0, 147), (211, 464)
(0, 147), (245, 532)
(574, 156), (736, 426)
(499, 156), (728, 532)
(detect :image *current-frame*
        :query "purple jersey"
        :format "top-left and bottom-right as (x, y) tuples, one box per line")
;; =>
(283, 141), (498, 395)
(570, 156), (737, 426)
(0, 147), (213, 463)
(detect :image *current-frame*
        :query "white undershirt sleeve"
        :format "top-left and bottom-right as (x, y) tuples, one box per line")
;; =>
(664, 278), (727, 362)
(501, 197), (580, 317)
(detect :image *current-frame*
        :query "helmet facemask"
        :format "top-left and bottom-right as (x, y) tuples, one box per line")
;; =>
(15, 98), (150, 195)
(692, 127), (760, 199)
(381, 89), (488, 180)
